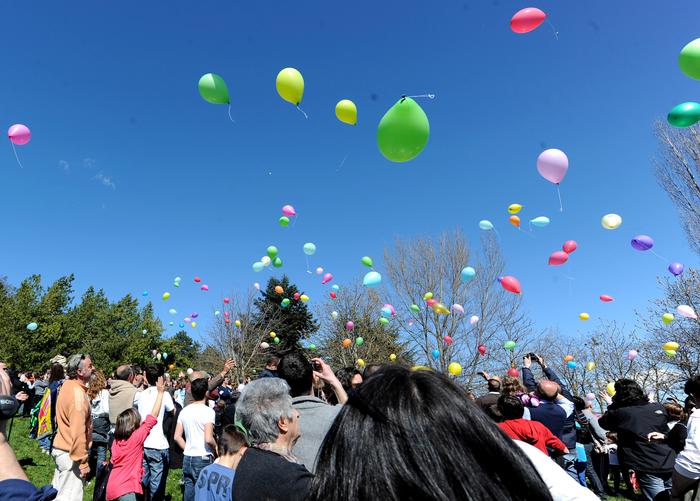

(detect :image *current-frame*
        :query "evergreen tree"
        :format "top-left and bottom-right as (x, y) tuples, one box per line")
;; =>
(253, 276), (318, 352)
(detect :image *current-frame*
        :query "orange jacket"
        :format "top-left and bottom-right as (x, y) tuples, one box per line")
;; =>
(53, 379), (92, 464)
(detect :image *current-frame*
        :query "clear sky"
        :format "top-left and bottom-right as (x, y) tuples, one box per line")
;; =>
(1, 0), (698, 348)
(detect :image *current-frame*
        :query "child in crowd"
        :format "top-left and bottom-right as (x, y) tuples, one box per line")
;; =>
(194, 425), (247, 501)
(106, 376), (165, 501)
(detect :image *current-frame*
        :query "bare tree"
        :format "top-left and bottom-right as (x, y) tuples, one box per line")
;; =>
(654, 122), (700, 255)
(383, 231), (537, 390)
(204, 289), (281, 383)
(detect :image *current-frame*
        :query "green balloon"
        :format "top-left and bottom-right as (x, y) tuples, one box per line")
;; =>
(253, 369), (257, 374)
(379, 317), (389, 325)
(281, 298), (290, 307)
(273, 257), (283, 268)
(198, 73), (230, 104)
(410, 304), (420, 312)
(377, 97), (430, 163)
(279, 216), (290, 227)
(668, 102), (700, 127)
(679, 39), (700, 80)
(267, 246), (279, 259)
(274, 337), (280, 344)
(361, 256), (373, 268)
(503, 340), (516, 351)
(309, 343), (316, 351)
(355, 337), (364, 346)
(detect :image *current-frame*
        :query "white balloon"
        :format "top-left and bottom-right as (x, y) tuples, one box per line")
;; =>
(470, 315), (480, 325)
(677, 305), (698, 320)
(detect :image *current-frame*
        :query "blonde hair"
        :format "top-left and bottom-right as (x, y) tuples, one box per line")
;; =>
(88, 370), (107, 400)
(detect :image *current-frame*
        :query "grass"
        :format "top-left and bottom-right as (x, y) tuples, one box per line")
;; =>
(8, 416), (634, 501)
(7, 417), (184, 501)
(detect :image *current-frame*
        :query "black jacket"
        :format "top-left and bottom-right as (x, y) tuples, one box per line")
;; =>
(599, 401), (676, 474)
(232, 447), (312, 501)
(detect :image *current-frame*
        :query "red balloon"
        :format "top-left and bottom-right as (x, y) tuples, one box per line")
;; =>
(548, 251), (569, 266)
(510, 7), (547, 34)
(225, 318), (230, 324)
(330, 292), (337, 299)
(293, 292), (300, 300)
(426, 298), (437, 307)
(562, 240), (577, 254)
(444, 336), (453, 345)
(477, 344), (487, 355)
(600, 294), (614, 302)
(194, 276), (201, 283)
(507, 367), (520, 378)
(500, 276), (521, 294)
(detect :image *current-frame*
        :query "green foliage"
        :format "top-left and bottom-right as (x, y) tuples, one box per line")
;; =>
(253, 276), (319, 352)
(161, 330), (202, 371)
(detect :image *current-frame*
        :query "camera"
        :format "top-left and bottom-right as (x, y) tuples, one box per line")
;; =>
(0, 395), (19, 420)
(525, 353), (539, 361)
(311, 361), (322, 372)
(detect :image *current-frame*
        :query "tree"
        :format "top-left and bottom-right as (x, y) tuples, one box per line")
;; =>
(315, 282), (413, 368)
(160, 330), (201, 371)
(253, 276), (319, 352)
(654, 122), (700, 255)
(383, 231), (537, 390)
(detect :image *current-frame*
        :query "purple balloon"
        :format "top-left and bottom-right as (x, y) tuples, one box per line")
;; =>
(631, 235), (654, 251)
(668, 262), (684, 276)
(497, 276), (503, 283)
(191, 312), (199, 318)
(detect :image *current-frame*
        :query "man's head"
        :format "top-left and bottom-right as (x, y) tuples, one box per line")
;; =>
(115, 365), (134, 383)
(497, 395), (524, 421)
(487, 376), (501, 393)
(145, 364), (164, 387)
(536, 380), (559, 400)
(191, 377), (209, 402)
(235, 378), (300, 449)
(277, 351), (313, 398)
(265, 356), (280, 371)
(67, 354), (94, 384)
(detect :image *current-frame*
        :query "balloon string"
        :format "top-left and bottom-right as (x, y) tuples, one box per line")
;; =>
(405, 94), (436, 99)
(650, 249), (668, 262)
(336, 153), (349, 172)
(546, 19), (559, 40)
(227, 104), (235, 123)
(296, 105), (309, 119)
(11, 143), (23, 169)
(305, 255), (311, 274)
(556, 185), (563, 212)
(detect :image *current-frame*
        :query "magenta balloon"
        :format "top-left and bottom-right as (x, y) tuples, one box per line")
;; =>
(8, 124), (31, 145)
(281, 204), (296, 217)
(668, 262), (684, 276)
(631, 235), (654, 251)
(536, 148), (568, 184)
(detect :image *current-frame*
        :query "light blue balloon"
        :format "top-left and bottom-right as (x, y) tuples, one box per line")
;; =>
(363, 271), (382, 288)
(431, 349), (440, 360)
(303, 242), (316, 256)
(479, 220), (494, 231)
(162, 352), (167, 359)
(381, 306), (392, 318)
(252, 261), (264, 272)
(214, 310), (220, 316)
(168, 321), (174, 326)
(179, 322), (185, 328)
(332, 284), (340, 292)
(168, 308), (177, 315)
(174, 276), (182, 282)
(531, 216), (550, 228)
(460, 267), (476, 283)
(566, 361), (577, 369)
(26, 322), (38, 331)
(142, 291), (149, 296)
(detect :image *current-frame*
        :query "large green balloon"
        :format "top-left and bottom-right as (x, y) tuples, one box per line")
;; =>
(377, 97), (430, 163)
(679, 39), (700, 80)
(668, 102), (700, 127)
(198, 73), (230, 104)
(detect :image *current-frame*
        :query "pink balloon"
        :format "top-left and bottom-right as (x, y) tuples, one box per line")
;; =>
(223, 297), (230, 304)
(548, 251), (569, 266)
(8, 124), (30, 145)
(281, 204), (296, 217)
(345, 321), (354, 331)
(200, 284), (209, 291)
(444, 336), (453, 345)
(383, 304), (396, 316)
(452, 304), (465, 314)
(562, 240), (578, 254)
(510, 7), (547, 34)
(600, 295), (614, 302)
(321, 273), (333, 284)
(426, 298), (437, 307)
(627, 350), (638, 361)
(536, 148), (568, 184)
(315, 267), (324, 275)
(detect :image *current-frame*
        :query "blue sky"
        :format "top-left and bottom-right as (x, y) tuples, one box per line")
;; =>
(1, 0), (698, 347)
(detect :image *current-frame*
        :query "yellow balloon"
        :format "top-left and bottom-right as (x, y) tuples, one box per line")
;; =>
(663, 341), (680, 351)
(423, 292), (433, 300)
(356, 358), (365, 368)
(579, 312), (590, 321)
(389, 353), (397, 361)
(411, 365), (432, 372)
(662, 313), (674, 325)
(300, 294), (310, 302)
(276, 67), (304, 105)
(606, 382), (616, 396)
(586, 361), (596, 371)
(448, 362), (462, 376)
(191, 321), (197, 328)
(270, 331), (277, 338)
(432, 302), (450, 315)
(235, 319), (241, 328)
(162, 292), (170, 300)
(601, 213), (622, 230)
(508, 203), (523, 214)
(261, 256), (272, 266)
(335, 99), (357, 125)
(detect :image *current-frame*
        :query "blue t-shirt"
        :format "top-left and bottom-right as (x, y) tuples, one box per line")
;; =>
(194, 463), (235, 501)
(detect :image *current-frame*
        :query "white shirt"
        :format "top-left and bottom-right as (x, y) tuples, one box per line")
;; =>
(515, 441), (599, 501)
(91, 389), (110, 417)
(608, 444), (619, 466)
(177, 402), (215, 457)
(136, 387), (174, 450)
(676, 408), (700, 479)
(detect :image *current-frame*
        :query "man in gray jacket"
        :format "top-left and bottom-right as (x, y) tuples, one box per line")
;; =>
(108, 365), (137, 428)
(277, 351), (347, 472)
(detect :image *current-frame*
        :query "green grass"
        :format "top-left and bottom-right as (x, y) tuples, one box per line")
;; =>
(7, 417), (184, 501)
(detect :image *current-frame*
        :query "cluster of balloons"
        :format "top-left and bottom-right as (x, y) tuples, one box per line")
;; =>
(668, 40), (700, 127)
(506, 203), (549, 230)
(663, 341), (680, 357)
(279, 205), (297, 227)
(549, 240), (577, 266)
(253, 246), (283, 272)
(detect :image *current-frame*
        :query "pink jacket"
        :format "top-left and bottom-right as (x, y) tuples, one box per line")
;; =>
(106, 414), (157, 501)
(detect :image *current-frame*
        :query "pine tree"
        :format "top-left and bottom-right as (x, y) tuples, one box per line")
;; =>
(253, 276), (319, 352)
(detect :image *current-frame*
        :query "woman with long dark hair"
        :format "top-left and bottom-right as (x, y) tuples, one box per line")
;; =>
(308, 365), (559, 501)
(599, 379), (676, 500)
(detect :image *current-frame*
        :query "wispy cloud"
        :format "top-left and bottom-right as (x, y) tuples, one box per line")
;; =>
(83, 158), (96, 169)
(58, 160), (70, 172)
(94, 172), (116, 190)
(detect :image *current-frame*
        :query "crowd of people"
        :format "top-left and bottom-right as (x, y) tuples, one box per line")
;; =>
(0, 351), (699, 500)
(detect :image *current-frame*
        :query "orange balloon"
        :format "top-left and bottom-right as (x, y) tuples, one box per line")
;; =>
(274, 285), (284, 294)
(342, 338), (352, 348)
(168, 364), (175, 370)
(564, 355), (574, 362)
(509, 215), (521, 228)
